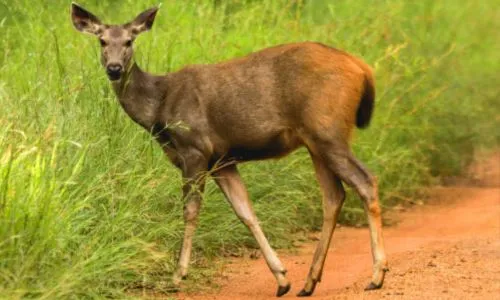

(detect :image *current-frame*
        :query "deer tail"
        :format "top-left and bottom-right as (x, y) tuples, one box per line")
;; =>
(356, 70), (375, 129)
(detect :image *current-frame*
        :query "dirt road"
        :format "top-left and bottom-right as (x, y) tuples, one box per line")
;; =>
(178, 156), (499, 300)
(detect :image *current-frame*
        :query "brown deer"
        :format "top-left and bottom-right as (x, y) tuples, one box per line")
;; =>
(71, 3), (388, 297)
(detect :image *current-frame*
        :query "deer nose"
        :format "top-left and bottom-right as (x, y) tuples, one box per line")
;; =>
(106, 64), (123, 80)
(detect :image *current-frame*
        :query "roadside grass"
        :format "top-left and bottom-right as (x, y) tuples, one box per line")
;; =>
(0, 0), (498, 298)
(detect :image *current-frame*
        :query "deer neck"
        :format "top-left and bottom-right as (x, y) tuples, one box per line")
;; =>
(111, 62), (166, 129)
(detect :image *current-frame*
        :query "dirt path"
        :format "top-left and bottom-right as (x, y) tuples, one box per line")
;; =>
(177, 156), (500, 300)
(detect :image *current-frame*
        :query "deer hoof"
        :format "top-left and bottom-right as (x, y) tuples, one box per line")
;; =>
(276, 284), (291, 297)
(297, 279), (317, 297)
(364, 281), (383, 291)
(297, 288), (314, 297)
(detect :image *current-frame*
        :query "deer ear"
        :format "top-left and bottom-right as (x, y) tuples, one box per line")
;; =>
(71, 3), (103, 35)
(129, 7), (159, 35)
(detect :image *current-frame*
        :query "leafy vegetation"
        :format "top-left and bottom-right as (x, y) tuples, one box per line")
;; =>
(0, 0), (498, 298)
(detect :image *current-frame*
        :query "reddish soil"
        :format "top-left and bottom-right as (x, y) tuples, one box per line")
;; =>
(175, 154), (500, 300)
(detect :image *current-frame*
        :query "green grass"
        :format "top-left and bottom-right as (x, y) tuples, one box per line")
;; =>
(0, 0), (499, 298)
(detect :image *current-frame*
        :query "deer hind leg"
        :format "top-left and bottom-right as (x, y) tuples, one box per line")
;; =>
(298, 154), (345, 297)
(213, 164), (291, 297)
(325, 146), (388, 290)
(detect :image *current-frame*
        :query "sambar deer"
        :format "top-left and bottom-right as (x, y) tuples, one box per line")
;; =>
(71, 3), (388, 297)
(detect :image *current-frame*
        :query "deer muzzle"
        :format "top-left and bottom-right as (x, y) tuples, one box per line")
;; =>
(106, 64), (123, 81)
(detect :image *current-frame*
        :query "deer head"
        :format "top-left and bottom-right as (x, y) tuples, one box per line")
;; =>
(71, 3), (158, 81)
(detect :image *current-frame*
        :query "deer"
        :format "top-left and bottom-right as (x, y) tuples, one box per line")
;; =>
(71, 3), (388, 297)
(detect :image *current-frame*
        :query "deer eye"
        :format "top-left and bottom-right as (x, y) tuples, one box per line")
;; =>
(125, 39), (132, 47)
(99, 39), (107, 47)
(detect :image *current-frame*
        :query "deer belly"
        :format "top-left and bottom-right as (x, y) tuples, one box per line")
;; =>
(225, 130), (302, 162)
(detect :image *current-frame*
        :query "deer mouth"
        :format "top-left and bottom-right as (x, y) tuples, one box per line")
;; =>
(107, 71), (122, 81)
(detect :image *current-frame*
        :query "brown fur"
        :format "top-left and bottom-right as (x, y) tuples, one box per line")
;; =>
(153, 42), (374, 167)
(71, 3), (387, 297)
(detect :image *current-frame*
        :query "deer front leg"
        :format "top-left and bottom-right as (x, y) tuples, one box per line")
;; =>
(173, 150), (207, 285)
(213, 164), (291, 297)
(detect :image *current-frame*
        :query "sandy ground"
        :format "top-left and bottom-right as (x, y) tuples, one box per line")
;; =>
(172, 154), (499, 300)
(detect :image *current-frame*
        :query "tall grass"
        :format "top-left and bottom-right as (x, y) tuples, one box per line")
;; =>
(0, 0), (498, 298)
